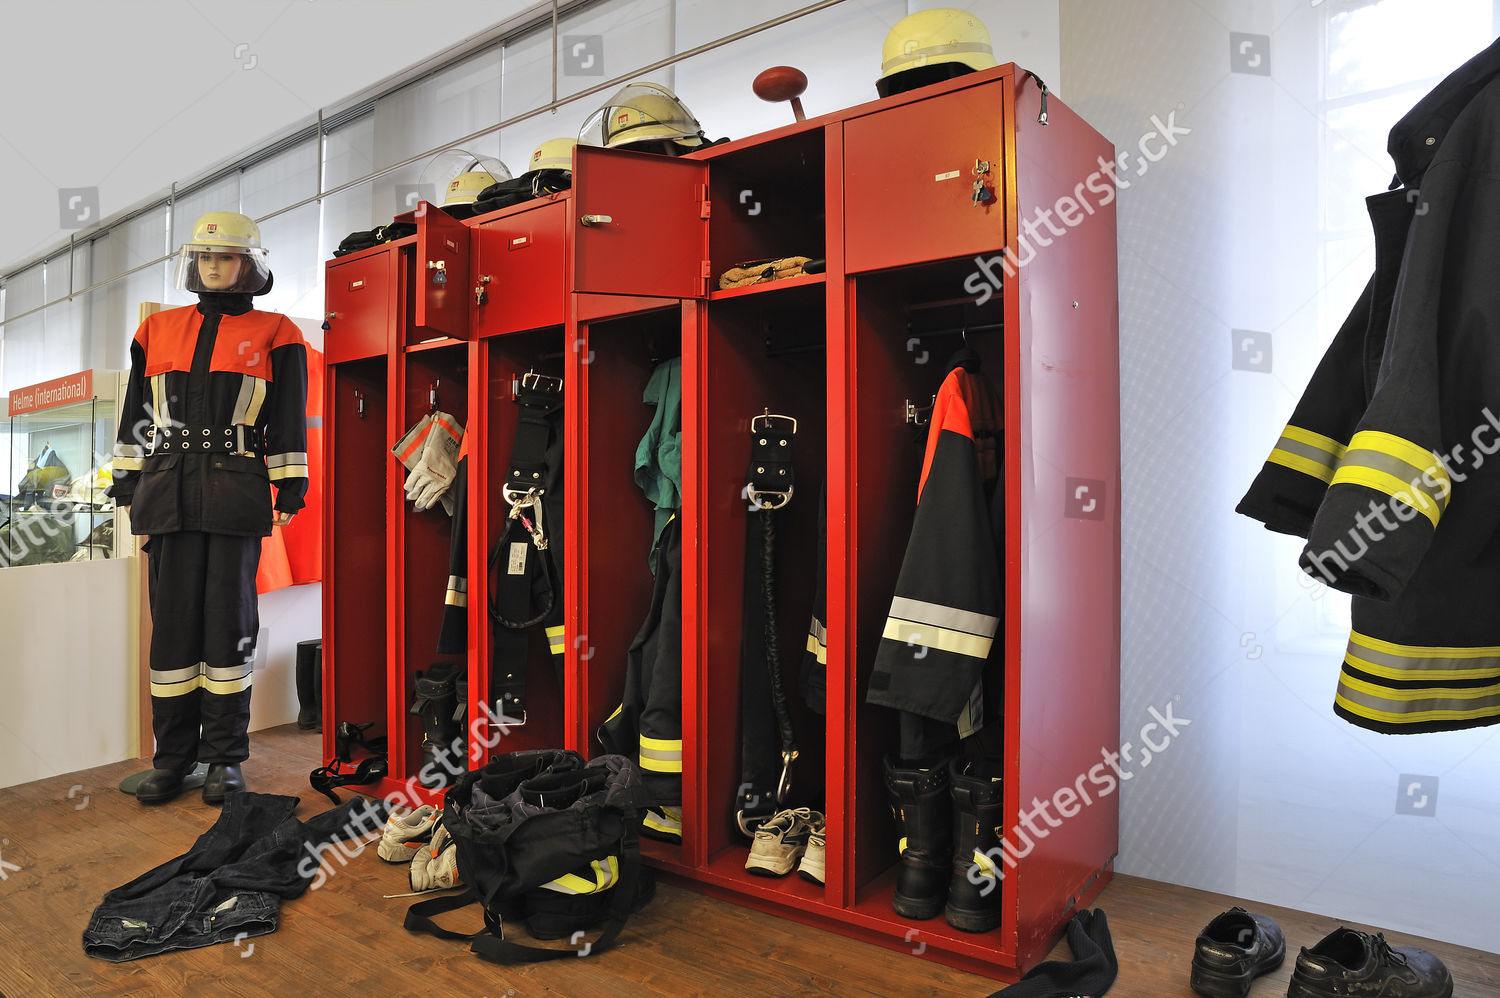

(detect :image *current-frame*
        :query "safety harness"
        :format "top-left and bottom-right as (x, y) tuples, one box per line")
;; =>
(487, 372), (564, 725)
(736, 411), (801, 835)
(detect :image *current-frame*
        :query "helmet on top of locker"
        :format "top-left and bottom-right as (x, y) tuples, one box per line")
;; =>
(580, 82), (707, 155)
(877, 7), (998, 98)
(173, 211), (272, 294)
(525, 137), (578, 175)
(419, 149), (512, 218)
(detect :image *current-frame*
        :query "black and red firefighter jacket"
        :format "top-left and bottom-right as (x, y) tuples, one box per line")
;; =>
(1237, 38), (1500, 734)
(108, 299), (310, 536)
(867, 355), (1004, 753)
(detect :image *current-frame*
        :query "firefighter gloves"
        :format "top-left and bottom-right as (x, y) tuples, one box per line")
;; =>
(393, 411), (465, 516)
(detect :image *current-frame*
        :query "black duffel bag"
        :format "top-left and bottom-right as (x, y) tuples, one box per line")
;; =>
(403, 748), (655, 963)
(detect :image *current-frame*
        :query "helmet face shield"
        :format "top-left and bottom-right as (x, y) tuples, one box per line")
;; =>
(418, 150), (511, 205)
(173, 244), (271, 294)
(580, 82), (705, 150)
(177, 211), (270, 293)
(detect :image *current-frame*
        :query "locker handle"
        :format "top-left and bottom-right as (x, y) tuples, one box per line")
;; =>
(579, 214), (613, 227)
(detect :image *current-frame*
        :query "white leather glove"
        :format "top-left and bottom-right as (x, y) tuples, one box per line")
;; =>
(403, 412), (463, 514)
(392, 413), (435, 473)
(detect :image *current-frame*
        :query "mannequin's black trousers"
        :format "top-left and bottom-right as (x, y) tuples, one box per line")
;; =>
(145, 532), (262, 771)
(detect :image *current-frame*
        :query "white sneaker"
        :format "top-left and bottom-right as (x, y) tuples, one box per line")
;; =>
(798, 822), (826, 884)
(746, 808), (824, 877)
(410, 823), (462, 892)
(377, 804), (440, 863)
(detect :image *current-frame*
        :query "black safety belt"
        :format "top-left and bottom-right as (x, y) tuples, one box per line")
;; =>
(488, 372), (564, 726)
(736, 411), (800, 836)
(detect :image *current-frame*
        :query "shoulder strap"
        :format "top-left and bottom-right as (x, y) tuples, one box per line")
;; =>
(403, 889), (483, 941)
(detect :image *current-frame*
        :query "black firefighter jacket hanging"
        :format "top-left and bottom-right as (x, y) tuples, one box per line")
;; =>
(867, 351), (1005, 758)
(1238, 37), (1500, 734)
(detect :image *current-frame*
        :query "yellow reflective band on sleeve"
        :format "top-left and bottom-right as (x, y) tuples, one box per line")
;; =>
(546, 625), (565, 656)
(445, 591), (467, 608)
(882, 618), (993, 661)
(268, 464), (310, 481)
(1331, 430), (1450, 528)
(806, 633), (827, 664)
(638, 735), (682, 773)
(1267, 425), (1347, 484)
(113, 456), (144, 472)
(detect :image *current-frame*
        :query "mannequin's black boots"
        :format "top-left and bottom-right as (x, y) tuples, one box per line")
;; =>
(944, 757), (1006, 932)
(885, 756), (952, 920)
(202, 763), (245, 805)
(295, 639), (322, 730)
(410, 663), (461, 788)
(136, 767), (192, 805)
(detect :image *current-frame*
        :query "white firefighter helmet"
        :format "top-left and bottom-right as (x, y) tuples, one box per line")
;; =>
(173, 211), (271, 294)
(877, 7), (998, 98)
(418, 149), (512, 207)
(581, 82), (706, 151)
(525, 137), (578, 175)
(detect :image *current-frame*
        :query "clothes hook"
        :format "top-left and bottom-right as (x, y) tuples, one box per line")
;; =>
(429, 379), (440, 412)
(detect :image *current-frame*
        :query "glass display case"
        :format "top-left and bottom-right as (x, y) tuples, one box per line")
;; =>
(1, 370), (131, 568)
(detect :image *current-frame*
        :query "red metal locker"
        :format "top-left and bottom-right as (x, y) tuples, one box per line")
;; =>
(324, 248), (394, 364)
(471, 198), (568, 337)
(843, 79), (1008, 274)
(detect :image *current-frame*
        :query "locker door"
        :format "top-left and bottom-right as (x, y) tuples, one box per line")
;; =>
(844, 79), (1007, 274)
(413, 201), (472, 340)
(571, 145), (708, 299)
(472, 199), (567, 337)
(324, 250), (393, 364)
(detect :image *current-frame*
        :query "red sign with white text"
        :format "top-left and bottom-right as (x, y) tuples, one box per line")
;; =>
(7, 370), (94, 417)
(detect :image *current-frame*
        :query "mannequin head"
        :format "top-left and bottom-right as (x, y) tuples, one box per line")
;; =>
(196, 251), (246, 291)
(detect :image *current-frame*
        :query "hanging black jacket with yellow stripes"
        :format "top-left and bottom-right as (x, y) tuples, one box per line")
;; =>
(108, 298), (309, 536)
(867, 356), (1003, 741)
(1238, 38), (1500, 734)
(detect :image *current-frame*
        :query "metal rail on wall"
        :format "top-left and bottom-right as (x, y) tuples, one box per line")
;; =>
(0, 0), (851, 328)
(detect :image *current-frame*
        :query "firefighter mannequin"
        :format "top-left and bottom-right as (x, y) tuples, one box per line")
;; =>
(109, 211), (309, 806)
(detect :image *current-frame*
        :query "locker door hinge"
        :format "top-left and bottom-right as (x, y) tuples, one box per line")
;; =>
(699, 198), (711, 219)
(701, 260), (713, 279)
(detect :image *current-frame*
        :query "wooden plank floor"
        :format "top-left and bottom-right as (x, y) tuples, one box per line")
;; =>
(2, 724), (1495, 998)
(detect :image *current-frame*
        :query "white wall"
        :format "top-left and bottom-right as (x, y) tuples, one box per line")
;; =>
(1061, 0), (1500, 955)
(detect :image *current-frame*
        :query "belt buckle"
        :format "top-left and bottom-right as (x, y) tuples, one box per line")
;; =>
(519, 371), (563, 395)
(751, 412), (797, 436)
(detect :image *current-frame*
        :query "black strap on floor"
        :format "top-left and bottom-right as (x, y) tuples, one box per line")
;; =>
(737, 411), (799, 836)
(487, 372), (564, 723)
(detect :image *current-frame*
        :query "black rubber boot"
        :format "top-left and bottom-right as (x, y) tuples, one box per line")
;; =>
(452, 669), (470, 769)
(410, 663), (460, 789)
(944, 756), (1006, 933)
(885, 756), (952, 920)
(135, 768), (190, 805)
(295, 639), (322, 731)
(202, 763), (246, 805)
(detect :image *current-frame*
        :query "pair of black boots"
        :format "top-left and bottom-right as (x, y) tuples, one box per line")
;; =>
(1192, 906), (1454, 998)
(409, 662), (469, 789)
(886, 755), (1005, 933)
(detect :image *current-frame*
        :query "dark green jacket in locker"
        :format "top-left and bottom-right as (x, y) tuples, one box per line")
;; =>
(1238, 38), (1500, 734)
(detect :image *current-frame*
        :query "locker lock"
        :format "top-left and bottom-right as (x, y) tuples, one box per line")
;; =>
(427, 259), (447, 285)
(475, 274), (491, 306)
(579, 214), (613, 227)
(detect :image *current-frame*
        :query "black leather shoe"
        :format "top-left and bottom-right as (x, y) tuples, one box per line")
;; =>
(1289, 928), (1453, 998)
(136, 768), (190, 805)
(202, 764), (246, 805)
(1189, 905), (1285, 998)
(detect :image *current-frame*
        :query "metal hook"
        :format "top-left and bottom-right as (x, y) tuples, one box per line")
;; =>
(428, 379), (440, 412)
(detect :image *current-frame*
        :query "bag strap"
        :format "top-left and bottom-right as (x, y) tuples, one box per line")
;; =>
(468, 826), (643, 964)
(403, 888), (484, 941)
